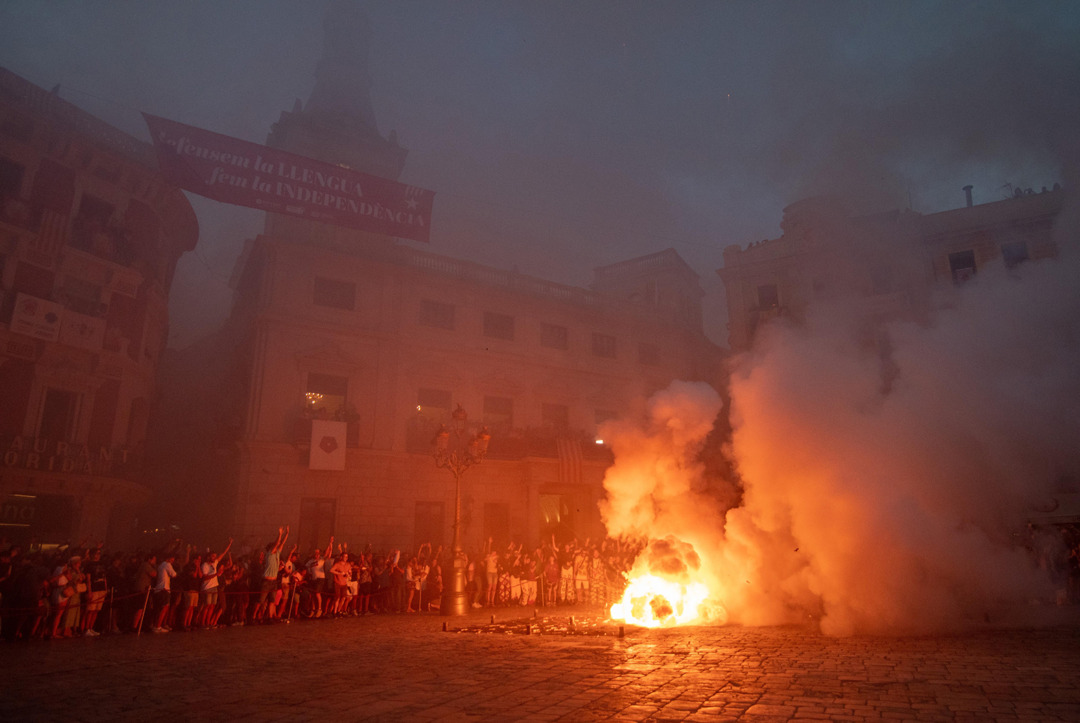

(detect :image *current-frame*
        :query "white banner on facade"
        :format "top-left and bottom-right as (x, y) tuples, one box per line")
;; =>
(10, 292), (63, 342)
(59, 309), (106, 351)
(310, 419), (347, 470)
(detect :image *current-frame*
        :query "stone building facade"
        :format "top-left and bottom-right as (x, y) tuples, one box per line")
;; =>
(717, 189), (1064, 352)
(227, 235), (721, 554)
(0, 68), (198, 548)
(716, 187), (1076, 529)
(221, 5), (722, 553)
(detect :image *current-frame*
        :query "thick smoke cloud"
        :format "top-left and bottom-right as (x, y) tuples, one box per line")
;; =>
(603, 199), (1079, 635)
(3, 2), (1077, 348)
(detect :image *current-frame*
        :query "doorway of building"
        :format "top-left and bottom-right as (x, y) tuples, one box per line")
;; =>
(413, 501), (445, 553)
(539, 493), (575, 544)
(298, 498), (336, 555)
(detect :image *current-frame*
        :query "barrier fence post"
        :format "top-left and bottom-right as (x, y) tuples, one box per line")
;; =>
(136, 586), (151, 637)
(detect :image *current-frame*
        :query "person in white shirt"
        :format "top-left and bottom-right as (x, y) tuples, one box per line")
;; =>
(197, 538), (232, 628)
(305, 536), (333, 617)
(152, 553), (179, 632)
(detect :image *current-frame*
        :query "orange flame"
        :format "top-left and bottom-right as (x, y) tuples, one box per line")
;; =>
(609, 574), (718, 628)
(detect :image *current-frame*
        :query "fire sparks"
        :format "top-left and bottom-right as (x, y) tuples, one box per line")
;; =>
(609, 573), (715, 628)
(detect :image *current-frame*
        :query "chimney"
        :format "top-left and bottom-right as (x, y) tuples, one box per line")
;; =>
(962, 185), (973, 208)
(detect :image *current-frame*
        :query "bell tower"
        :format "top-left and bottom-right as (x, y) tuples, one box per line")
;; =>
(265, 0), (406, 181)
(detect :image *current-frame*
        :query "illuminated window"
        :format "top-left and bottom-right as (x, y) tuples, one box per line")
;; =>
(591, 332), (616, 359)
(540, 323), (568, 350)
(539, 494), (574, 542)
(417, 388), (452, 424)
(419, 299), (455, 330)
(313, 276), (355, 310)
(306, 373), (347, 417)
(483, 311), (515, 340)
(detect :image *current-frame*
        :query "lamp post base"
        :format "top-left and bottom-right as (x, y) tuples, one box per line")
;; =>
(440, 555), (470, 616)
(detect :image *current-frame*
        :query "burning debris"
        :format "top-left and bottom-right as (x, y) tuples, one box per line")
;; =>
(448, 613), (634, 637)
(609, 537), (726, 628)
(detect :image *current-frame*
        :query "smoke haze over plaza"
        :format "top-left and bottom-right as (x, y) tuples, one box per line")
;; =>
(3, 1), (1080, 638)
(2, 0), (1078, 348)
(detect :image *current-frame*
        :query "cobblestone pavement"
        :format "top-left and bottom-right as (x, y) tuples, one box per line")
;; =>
(3, 605), (1080, 722)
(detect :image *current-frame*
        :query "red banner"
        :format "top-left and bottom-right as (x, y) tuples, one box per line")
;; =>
(143, 114), (434, 242)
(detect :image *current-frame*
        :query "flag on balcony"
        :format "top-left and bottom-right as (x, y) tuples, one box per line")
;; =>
(555, 436), (583, 486)
(23, 209), (68, 269)
(310, 419), (347, 470)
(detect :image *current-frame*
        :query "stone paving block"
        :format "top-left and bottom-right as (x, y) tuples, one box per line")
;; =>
(744, 703), (796, 717)
(2, 608), (1079, 721)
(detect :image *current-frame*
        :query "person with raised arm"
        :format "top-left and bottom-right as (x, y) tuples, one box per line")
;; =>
(305, 535), (333, 617)
(253, 526), (288, 622)
(197, 537), (233, 628)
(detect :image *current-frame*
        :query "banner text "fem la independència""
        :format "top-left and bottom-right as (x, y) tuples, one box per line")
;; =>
(144, 113), (435, 242)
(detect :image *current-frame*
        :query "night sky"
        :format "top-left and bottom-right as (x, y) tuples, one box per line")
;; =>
(2, 0), (1077, 347)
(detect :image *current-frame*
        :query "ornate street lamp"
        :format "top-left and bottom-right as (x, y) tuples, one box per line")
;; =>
(432, 404), (490, 616)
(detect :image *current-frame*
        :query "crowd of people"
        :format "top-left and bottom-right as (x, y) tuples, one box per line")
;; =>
(0, 529), (642, 642)
(3, 524), (1079, 641)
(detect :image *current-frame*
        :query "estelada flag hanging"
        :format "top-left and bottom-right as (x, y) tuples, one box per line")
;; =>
(310, 419), (347, 471)
(143, 113), (434, 243)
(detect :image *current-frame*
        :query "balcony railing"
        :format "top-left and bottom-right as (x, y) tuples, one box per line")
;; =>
(404, 416), (612, 462)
